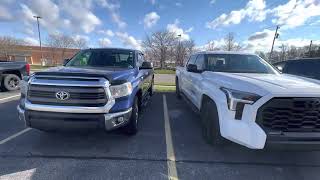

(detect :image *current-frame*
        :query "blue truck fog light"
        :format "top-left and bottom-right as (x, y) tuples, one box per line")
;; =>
(104, 108), (132, 130)
(112, 116), (125, 126)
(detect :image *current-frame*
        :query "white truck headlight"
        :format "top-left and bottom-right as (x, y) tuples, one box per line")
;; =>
(220, 87), (261, 111)
(110, 82), (132, 99)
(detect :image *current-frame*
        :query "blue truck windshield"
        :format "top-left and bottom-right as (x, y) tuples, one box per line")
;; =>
(66, 50), (135, 68)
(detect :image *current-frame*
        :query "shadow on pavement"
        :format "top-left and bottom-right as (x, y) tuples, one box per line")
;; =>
(0, 93), (168, 180)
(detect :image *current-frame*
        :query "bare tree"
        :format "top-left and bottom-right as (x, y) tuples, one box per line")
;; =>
(46, 34), (77, 65)
(175, 39), (195, 66)
(184, 40), (195, 57)
(280, 44), (289, 61)
(287, 46), (299, 59)
(222, 32), (241, 51)
(255, 51), (268, 61)
(262, 43), (320, 63)
(73, 38), (88, 49)
(206, 41), (216, 51)
(143, 31), (177, 68)
(0, 36), (25, 60)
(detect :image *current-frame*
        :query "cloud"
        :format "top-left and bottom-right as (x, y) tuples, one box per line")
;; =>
(19, 0), (62, 34)
(143, 12), (160, 28)
(60, 0), (101, 33)
(20, 4), (37, 35)
(271, 0), (320, 29)
(166, 19), (191, 41)
(206, 0), (267, 29)
(115, 32), (142, 50)
(73, 34), (89, 42)
(175, 2), (182, 7)
(207, 0), (320, 30)
(0, 5), (13, 21)
(98, 38), (112, 47)
(98, 0), (126, 28)
(150, 0), (156, 5)
(185, 27), (194, 33)
(196, 39), (225, 51)
(24, 37), (39, 45)
(278, 39), (320, 47)
(98, 29), (115, 37)
(243, 28), (320, 52)
(210, 0), (216, 5)
(18, 0), (101, 34)
(248, 29), (272, 41)
(244, 29), (275, 52)
(310, 19), (320, 26)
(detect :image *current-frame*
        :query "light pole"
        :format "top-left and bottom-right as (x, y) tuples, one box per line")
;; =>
(269, 25), (280, 61)
(177, 34), (182, 66)
(33, 16), (43, 61)
(309, 40), (313, 57)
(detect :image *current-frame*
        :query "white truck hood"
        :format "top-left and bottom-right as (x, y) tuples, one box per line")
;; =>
(204, 72), (320, 96)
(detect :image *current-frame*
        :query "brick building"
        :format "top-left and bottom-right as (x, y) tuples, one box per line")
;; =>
(0, 45), (79, 65)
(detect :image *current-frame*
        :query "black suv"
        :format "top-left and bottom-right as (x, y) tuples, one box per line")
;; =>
(274, 58), (320, 80)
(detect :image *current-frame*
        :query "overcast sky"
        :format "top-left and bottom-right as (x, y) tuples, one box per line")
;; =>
(0, 0), (319, 52)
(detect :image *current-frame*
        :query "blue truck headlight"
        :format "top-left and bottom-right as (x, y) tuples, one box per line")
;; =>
(110, 82), (132, 99)
(220, 87), (261, 111)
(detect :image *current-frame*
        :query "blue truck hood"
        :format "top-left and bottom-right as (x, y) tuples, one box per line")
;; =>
(34, 66), (136, 84)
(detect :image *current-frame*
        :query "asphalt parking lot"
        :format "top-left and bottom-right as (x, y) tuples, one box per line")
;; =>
(1, 92), (320, 180)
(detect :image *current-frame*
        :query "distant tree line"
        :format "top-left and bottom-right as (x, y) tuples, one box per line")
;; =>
(0, 35), (87, 64)
(45, 34), (87, 65)
(1, 33), (319, 67)
(0, 36), (27, 60)
(142, 30), (195, 68)
(256, 44), (320, 63)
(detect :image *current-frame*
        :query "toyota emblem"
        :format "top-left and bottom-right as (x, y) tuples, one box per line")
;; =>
(55, 91), (70, 100)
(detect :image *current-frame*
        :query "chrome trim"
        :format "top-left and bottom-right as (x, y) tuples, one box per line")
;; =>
(30, 76), (107, 87)
(25, 99), (115, 113)
(17, 105), (26, 125)
(105, 108), (132, 120)
(229, 98), (254, 111)
(26, 75), (115, 113)
(33, 75), (103, 80)
(104, 108), (132, 130)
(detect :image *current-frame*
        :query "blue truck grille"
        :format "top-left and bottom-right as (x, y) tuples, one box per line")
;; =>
(27, 84), (108, 107)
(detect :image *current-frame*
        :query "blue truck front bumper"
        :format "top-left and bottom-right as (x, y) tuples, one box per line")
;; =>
(17, 105), (132, 131)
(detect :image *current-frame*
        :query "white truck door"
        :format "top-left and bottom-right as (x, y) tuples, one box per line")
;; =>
(181, 55), (197, 97)
(188, 54), (205, 108)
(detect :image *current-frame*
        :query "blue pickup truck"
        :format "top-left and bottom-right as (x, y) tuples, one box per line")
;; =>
(18, 48), (154, 135)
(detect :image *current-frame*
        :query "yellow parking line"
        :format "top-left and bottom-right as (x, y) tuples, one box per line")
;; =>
(0, 94), (20, 103)
(163, 94), (179, 180)
(0, 128), (31, 145)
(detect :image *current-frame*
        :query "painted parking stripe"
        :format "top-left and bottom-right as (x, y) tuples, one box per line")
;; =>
(0, 128), (31, 145)
(0, 94), (20, 103)
(163, 94), (179, 180)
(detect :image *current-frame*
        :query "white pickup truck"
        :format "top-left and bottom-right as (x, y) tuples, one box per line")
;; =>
(176, 51), (320, 149)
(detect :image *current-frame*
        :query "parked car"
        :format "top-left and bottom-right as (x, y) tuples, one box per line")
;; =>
(18, 48), (154, 134)
(176, 51), (320, 149)
(0, 60), (30, 91)
(274, 58), (320, 80)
